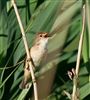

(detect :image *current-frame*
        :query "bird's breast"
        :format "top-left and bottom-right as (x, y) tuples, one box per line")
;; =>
(30, 46), (47, 67)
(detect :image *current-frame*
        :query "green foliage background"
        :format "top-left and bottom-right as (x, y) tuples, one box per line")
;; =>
(0, 0), (90, 100)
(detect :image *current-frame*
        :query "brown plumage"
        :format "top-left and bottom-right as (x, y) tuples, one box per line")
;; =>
(19, 32), (49, 89)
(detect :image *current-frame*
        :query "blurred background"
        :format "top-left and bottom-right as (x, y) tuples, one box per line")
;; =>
(0, 0), (90, 100)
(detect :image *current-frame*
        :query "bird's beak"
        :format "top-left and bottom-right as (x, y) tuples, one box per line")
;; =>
(48, 34), (56, 40)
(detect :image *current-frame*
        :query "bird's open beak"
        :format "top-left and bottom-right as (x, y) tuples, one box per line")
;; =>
(48, 34), (56, 40)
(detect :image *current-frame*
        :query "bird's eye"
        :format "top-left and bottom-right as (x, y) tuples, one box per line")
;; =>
(39, 34), (42, 37)
(44, 34), (47, 37)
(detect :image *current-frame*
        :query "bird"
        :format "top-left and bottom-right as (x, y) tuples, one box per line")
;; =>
(19, 32), (50, 89)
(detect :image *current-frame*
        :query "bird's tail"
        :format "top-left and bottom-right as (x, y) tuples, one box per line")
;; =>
(19, 79), (29, 89)
(19, 79), (26, 89)
(19, 64), (31, 89)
